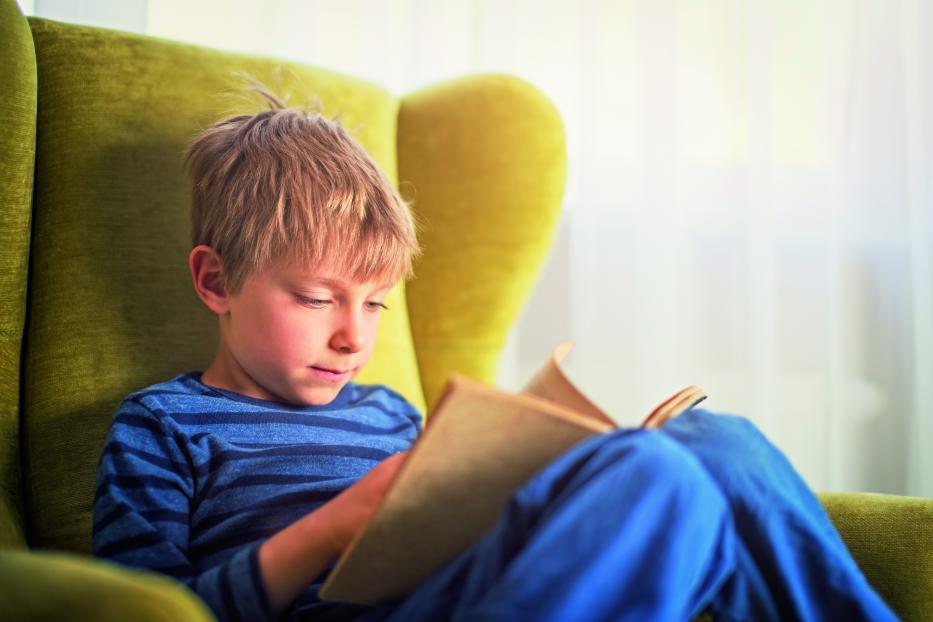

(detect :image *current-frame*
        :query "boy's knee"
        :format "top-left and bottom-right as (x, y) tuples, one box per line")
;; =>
(524, 429), (716, 498)
(663, 409), (776, 459)
(591, 429), (723, 498)
(661, 409), (809, 500)
(595, 428), (691, 465)
(512, 429), (731, 542)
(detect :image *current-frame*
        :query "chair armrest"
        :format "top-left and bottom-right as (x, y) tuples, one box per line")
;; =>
(0, 549), (215, 621)
(819, 492), (933, 621)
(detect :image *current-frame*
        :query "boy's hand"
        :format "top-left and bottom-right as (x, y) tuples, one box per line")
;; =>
(258, 451), (409, 614)
(319, 451), (409, 556)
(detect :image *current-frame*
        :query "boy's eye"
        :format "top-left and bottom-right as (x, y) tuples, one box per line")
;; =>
(297, 296), (331, 308)
(366, 301), (390, 311)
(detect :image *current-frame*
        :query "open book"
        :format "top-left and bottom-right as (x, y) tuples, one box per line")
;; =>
(319, 342), (707, 604)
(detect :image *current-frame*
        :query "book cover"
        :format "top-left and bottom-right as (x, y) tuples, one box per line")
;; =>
(319, 342), (706, 604)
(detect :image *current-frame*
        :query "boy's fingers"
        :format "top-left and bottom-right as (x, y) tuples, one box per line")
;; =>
(382, 451), (408, 466)
(377, 451), (408, 475)
(357, 452), (407, 488)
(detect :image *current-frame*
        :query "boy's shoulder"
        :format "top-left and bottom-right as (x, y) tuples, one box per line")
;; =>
(109, 373), (217, 432)
(118, 372), (215, 411)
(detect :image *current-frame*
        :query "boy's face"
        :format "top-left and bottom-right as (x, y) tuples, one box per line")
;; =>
(215, 258), (394, 406)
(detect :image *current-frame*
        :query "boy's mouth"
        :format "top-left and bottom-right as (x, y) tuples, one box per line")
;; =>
(310, 366), (352, 382)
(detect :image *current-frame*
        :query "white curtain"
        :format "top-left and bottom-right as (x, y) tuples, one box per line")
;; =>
(29, 0), (933, 497)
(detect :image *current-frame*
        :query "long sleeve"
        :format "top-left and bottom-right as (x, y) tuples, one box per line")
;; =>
(93, 398), (273, 622)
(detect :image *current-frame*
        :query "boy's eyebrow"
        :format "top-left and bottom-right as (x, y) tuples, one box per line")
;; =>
(307, 277), (349, 288)
(294, 275), (394, 294)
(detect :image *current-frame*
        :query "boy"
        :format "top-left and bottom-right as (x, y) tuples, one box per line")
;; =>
(93, 89), (897, 622)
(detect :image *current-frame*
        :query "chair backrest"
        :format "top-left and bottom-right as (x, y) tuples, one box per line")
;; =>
(22, 17), (425, 554)
(7, 6), (566, 556)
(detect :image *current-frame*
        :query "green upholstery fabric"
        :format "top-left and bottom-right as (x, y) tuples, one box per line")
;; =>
(24, 17), (423, 554)
(0, 549), (214, 621)
(399, 75), (566, 411)
(820, 492), (933, 621)
(0, 0), (35, 550)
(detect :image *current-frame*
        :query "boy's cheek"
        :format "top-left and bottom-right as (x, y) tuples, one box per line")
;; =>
(263, 314), (313, 346)
(354, 345), (378, 374)
(352, 352), (371, 374)
(244, 323), (307, 368)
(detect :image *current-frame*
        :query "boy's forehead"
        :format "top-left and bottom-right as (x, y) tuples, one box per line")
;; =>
(277, 260), (395, 292)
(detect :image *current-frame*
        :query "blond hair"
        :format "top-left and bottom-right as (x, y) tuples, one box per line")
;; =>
(184, 86), (420, 294)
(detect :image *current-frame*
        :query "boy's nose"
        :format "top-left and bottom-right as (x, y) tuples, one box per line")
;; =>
(330, 315), (367, 353)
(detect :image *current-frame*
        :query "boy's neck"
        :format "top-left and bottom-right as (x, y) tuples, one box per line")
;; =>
(201, 347), (258, 399)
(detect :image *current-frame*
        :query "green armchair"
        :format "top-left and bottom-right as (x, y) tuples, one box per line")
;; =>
(0, 0), (930, 619)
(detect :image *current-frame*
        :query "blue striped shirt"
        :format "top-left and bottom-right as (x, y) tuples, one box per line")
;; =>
(93, 372), (422, 621)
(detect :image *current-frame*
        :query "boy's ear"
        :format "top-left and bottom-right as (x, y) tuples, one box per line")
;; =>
(189, 245), (230, 315)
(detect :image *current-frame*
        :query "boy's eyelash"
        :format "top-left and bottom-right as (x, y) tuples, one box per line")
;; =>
(296, 295), (389, 311)
(297, 296), (330, 307)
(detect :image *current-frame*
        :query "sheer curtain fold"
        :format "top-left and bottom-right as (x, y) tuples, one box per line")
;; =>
(30, 0), (932, 496)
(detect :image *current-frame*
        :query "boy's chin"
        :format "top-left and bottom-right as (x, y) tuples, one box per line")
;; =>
(291, 382), (348, 407)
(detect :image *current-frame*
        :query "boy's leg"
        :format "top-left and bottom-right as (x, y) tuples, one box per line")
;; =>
(359, 428), (736, 622)
(660, 409), (899, 621)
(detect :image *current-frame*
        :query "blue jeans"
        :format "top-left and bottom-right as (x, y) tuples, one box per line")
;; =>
(349, 410), (897, 621)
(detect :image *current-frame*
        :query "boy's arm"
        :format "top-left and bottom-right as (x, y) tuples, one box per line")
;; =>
(94, 401), (270, 621)
(94, 400), (405, 621)
(258, 451), (407, 614)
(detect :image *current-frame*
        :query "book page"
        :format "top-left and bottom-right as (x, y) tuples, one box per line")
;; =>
(520, 341), (617, 427)
(523, 342), (706, 429)
(318, 376), (611, 604)
(641, 385), (707, 428)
